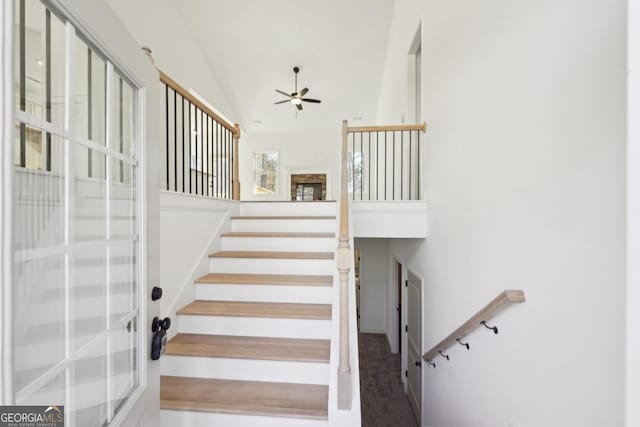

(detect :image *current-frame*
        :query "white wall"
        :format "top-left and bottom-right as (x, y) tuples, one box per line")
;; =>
(379, 0), (626, 426)
(239, 130), (340, 201)
(106, 0), (239, 124)
(354, 238), (389, 334)
(626, 0), (640, 425)
(159, 192), (238, 323)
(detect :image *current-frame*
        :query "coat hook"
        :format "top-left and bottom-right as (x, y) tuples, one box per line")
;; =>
(439, 351), (450, 361)
(426, 359), (436, 368)
(481, 320), (498, 334)
(456, 338), (470, 350)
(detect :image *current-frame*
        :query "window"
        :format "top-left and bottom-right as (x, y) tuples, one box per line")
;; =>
(253, 151), (278, 194)
(12, 1), (141, 424)
(348, 151), (364, 196)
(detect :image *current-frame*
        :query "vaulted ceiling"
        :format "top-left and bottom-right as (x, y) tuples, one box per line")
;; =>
(172, 0), (395, 133)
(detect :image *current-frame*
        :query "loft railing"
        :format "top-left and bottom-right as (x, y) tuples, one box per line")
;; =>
(160, 71), (240, 200)
(346, 122), (426, 201)
(422, 290), (526, 367)
(336, 120), (428, 410)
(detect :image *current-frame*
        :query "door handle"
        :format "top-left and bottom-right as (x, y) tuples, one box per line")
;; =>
(415, 360), (422, 367)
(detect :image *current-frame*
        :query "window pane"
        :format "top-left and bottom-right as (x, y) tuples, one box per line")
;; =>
(110, 241), (136, 324)
(253, 152), (278, 194)
(112, 73), (135, 158)
(73, 340), (108, 427)
(110, 316), (138, 416)
(13, 1), (65, 126)
(19, 370), (66, 409)
(71, 245), (107, 351)
(49, 10), (66, 127)
(74, 146), (106, 241)
(14, 129), (65, 250)
(13, 254), (66, 391)
(111, 159), (136, 237)
(22, 0), (45, 118)
(73, 36), (106, 145)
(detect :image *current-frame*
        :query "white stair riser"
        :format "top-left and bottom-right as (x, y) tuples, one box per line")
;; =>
(195, 284), (333, 304)
(209, 258), (335, 275)
(239, 202), (336, 216)
(178, 315), (331, 339)
(221, 236), (336, 252)
(160, 410), (328, 427)
(161, 356), (329, 385)
(231, 219), (336, 233)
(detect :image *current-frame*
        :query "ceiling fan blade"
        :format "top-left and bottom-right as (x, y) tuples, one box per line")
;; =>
(274, 99), (291, 105)
(296, 103), (303, 111)
(298, 88), (309, 97)
(275, 89), (291, 97)
(301, 98), (321, 103)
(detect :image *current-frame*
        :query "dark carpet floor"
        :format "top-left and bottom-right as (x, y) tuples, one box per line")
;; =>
(359, 333), (419, 427)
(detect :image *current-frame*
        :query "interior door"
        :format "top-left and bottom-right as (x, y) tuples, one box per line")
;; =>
(406, 270), (422, 422)
(6, 1), (159, 425)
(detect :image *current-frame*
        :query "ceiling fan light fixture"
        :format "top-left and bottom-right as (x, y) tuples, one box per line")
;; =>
(291, 98), (302, 105)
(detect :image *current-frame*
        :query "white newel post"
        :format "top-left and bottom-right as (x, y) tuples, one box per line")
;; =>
(337, 119), (352, 410)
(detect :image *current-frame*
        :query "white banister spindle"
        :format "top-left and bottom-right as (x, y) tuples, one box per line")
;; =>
(337, 119), (352, 410)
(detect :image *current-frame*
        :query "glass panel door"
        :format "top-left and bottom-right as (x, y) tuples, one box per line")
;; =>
(12, 1), (142, 425)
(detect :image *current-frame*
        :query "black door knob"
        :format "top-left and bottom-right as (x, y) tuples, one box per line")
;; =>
(415, 360), (422, 367)
(151, 286), (163, 301)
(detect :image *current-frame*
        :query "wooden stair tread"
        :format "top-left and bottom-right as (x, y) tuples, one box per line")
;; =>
(209, 250), (334, 260)
(177, 301), (332, 320)
(195, 273), (333, 286)
(165, 334), (330, 363)
(221, 231), (335, 238)
(231, 215), (336, 220)
(161, 376), (328, 420)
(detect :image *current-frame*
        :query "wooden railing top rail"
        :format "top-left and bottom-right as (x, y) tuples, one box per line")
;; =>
(423, 290), (526, 362)
(346, 123), (427, 133)
(159, 71), (239, 136)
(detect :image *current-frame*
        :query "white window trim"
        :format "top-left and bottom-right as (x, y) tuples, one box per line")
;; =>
(253, 150), (279, 195)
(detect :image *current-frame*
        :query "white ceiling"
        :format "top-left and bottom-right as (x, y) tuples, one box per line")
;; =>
(173, 0), (395, 133)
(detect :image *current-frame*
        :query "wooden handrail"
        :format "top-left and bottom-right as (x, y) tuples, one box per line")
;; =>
(422, 290), (526, 362)
(337, 120), (352, 409)
(159, 71), (238, 136)
(347, 123), (426, 133)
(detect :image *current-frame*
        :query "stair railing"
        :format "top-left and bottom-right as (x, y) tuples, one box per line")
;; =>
(160, 71), (241, 200)
(337, 120), (352, 409)
(337, 119), (427, 410)
(422, 290), (526, 366)
(345, 122), (426, 200)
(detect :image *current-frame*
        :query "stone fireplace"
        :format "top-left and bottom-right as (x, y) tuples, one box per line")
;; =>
(290, 173), (327, 201)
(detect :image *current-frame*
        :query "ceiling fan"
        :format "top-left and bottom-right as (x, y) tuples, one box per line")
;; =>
(274, 66), (322, 111)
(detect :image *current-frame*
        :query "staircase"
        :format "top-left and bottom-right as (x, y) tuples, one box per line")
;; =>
(160, 201), (338, 427)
